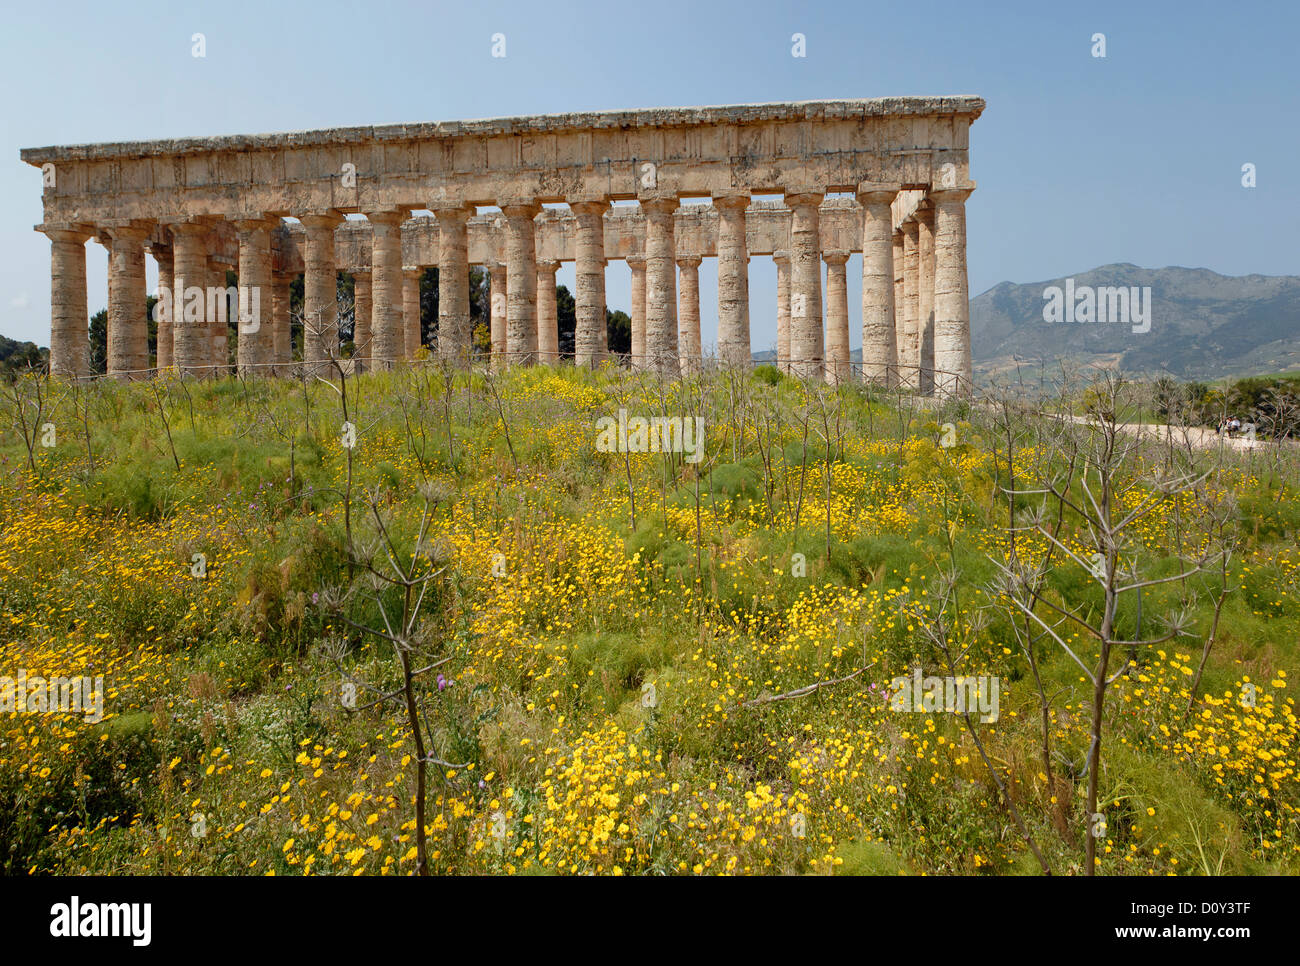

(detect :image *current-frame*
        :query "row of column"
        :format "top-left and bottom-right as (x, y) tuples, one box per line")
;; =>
(41, 186), (971, 393)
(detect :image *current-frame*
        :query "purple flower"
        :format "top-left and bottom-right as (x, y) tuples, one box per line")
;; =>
(437, 674), (447, 691)
(311, 592), (319, 605)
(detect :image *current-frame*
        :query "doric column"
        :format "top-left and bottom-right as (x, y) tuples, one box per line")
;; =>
(432, 202), (472, 364)
(167, 223), (208, 378)
(366, 209), (405, 370)
(403, 268), (422, 358)
(352, 271), (371, 372)
(676, 255), (702, 373)
(823, 252), (850, 385)
(714, 193), (750, 367)
(571, 201), (608, 368)
(41, 225), (93, 378)
(105, 223), (151, 378)
(773, 251), (791, 374)
(857, 184), (899, 387)
(208, 258), (231, 377)
(786, 192), (824, 380)
(148, 241), (174, 371)
(234, 218), (276, 375)
(641, 198), (679, 377)
(892, 231), (905, 385)
(299, 211), (342, 367)
(271, 273), (292, 373)
(502, 202), (539, 366)
(916, 202), (936, 395)
(536, 259), (559, 364)
(930, 187), (974, 397)
(627, 255), (646, 369)
(488, 261), (507, 369)
(901, 219), (920, 389)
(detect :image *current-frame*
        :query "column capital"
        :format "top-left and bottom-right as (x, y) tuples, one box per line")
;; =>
(162, 220), (211, 239)
(364, 208), (408, 226)
(430, 201), (474, 222)
(822, 251), (850, 266)
(102, 220), (154, 243)
(913, 200), (936, 225)
(536, 259), (559, 273)
(233, 217), (279, 236)
(929, 184), (976, 205)
(38, 223), (94, 244)
(298, 210), (344, 230)
(856, 181), (901, 205)
(639, 197), (678, 217)
(712, 192), (750, 211)
(772, 250), (791, 266)
(499, 200), (540, 219)
(402, 266), (422, 278)
(783, 190), (824, 209)
(352, 268), (372, 279)
(570, 200), (609, 217)
(626, 254), (646, 268)
(676, 255), (702, 269)
(901, 218), (920, 238)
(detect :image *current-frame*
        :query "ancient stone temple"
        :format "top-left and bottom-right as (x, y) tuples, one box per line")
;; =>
(21, 96), (983, 395)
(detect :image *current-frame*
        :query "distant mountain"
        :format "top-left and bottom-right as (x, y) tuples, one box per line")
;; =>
(970, 264), (1300, 381)
(754, 264), (1300, 382)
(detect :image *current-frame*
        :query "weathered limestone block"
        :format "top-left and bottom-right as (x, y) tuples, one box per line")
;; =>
(892, 231), (905, 384)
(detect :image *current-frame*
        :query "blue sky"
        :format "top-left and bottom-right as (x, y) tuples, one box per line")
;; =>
(3, 0), (1296, 351)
